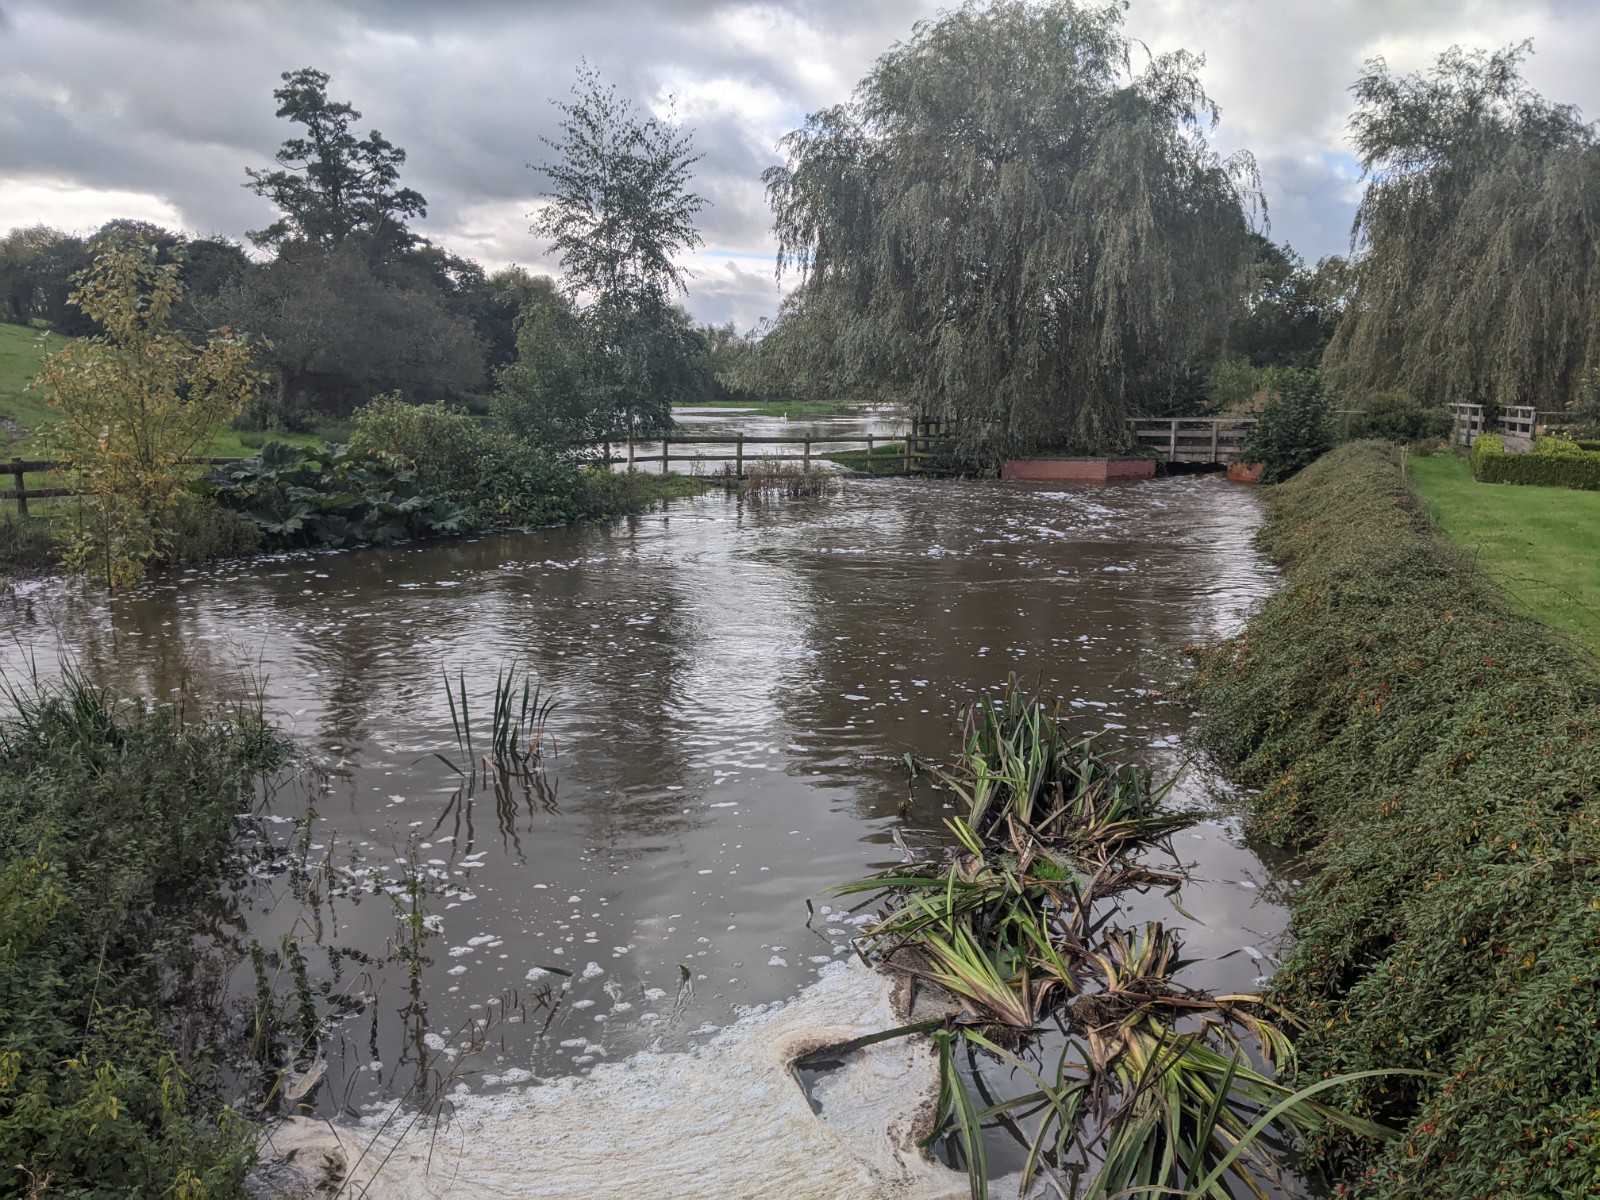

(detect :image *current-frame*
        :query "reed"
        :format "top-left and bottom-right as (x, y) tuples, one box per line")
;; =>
(438, 661), (556, 778)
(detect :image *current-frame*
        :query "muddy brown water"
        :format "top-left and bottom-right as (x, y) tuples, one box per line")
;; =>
(1, 470), (1291, 1178)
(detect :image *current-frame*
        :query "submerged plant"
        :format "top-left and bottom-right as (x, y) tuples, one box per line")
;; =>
(824, 678), (1405, 1199)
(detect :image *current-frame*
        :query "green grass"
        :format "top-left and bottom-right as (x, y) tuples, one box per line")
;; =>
(1408, 453), (1600, 654)
(0, 322), (331, 460)
(823, 441), (911, 474)
(0, 322), (69, 453)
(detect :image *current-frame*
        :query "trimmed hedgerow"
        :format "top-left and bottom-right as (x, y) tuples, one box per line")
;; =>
(1471, 432), (1600, 490)
(1186, 441), (1600, 1199)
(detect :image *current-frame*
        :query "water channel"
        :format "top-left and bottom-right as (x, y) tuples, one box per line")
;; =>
(1, 433), (1287, 1196)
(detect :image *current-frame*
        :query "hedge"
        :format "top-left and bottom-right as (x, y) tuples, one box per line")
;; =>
(1186, 441), (1600, 1199)
(1470, 432), (1600, 490)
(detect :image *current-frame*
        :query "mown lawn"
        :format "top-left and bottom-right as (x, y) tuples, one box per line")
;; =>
(1409, 452), (1600, 653)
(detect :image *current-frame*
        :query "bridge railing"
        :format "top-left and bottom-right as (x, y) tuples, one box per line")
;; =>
(1451, 404), (1538, 451)
(1126, 418), (1258, 463)
(596, 429), (956, 476)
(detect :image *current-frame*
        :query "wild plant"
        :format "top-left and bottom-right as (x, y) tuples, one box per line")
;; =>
(823, 678), (1410, 1199)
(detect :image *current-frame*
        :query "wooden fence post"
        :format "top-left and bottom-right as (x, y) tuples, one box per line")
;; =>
(735, 434), (744, 478)
(661, 436), (669, 474)
(904, 433), (914, 474)
(803, 438), (811, 470)
(1210, 420), (1219, 462)
(1168, 421), (1178, 461)
(626, 433), (635, 472)
(866, 434), (874, 462)
(10, 458), (26, 518)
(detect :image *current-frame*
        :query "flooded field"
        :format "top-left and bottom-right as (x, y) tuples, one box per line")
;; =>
(2, 469), (1284, 1192)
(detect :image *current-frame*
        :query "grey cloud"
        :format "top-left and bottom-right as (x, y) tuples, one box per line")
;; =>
(3, 0), (1597, 327)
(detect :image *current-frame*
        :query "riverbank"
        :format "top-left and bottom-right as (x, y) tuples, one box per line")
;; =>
(0, 465), (711, 587)
(1408, 452), (1600, 654)
(1187, 441), (1600, 1198)
(0, 674), (286, 1195)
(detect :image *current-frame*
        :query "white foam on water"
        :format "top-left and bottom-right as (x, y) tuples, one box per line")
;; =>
(261, 960), (967, 1199)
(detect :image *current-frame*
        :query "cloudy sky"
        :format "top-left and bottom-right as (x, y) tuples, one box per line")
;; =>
(2, 0), (1596, 328)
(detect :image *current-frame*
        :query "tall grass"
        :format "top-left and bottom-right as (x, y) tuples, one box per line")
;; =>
(735, 460), (840, 499)
(824, 678), (1399, 1199)
(438, 661), (556, 778)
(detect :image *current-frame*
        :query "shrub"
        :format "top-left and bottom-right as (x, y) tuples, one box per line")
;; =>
(582, 467), (706, 517)
(351, 394), (591, 529)
(159, 492), (262, 566)
(1470, 431), (1600, 490)
(1240, 367), (1334, 482)
(35, 242), (259, 587)
(0, 513), (58, 578)
(0, 674), (285, 1195)
(350, 393), (485, 499)
(475, 432), (589, 527)
(1205, 356), (1271, 413)
(203, 441), (470, 549)
(1186, 441), (1600, 1198)
(1344, 390), (1452, 444)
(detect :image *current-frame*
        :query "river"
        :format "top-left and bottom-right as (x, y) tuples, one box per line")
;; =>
(1, 456), (1286, 1195)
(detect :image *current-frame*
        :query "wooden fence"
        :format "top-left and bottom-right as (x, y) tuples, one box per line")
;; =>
(4, 456), (247, 516)
(1126, 418), (1258, 464)
(1451, 404), (1539, 451)
(604, 417), (953, 476)
(4, 429), (956, 514)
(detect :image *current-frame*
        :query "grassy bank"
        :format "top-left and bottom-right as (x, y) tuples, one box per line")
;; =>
(1188, 441), (1600, 1198)
(1409, 453), (1600, 654)
(0, 674), (286, 1195)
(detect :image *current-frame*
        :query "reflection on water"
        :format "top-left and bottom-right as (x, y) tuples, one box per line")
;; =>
(1, 473), (1282, 1120)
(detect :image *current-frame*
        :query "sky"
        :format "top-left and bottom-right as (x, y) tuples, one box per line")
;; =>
(2, 0), (1597, 330)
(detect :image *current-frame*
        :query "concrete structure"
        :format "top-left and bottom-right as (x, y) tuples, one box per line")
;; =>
(1001, 456), (1157, 481)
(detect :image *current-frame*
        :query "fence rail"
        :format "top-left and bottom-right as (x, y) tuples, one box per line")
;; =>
(5, 432), (955, 514)
(1125, 418), (1258, 464)
(1451, 404), (1539, 451)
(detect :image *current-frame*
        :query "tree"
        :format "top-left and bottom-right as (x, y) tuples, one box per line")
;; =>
(530, 64), (708, 440)
(1226, 235), (1341, 369)
(245, 67), (426, 262)
(763, 0), (1261, 462)
(0, 225), (92, 332)
(215, 242), (485, 419)
(34, 240), (259, 585)
(1324, 43), (1600, 409)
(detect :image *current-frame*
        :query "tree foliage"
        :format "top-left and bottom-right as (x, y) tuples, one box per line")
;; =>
(35, 241), (259, 586)
(763, 0), (1260, 461)
(215, 242), (485, 418)
(0, 225), (93, 333)
(1325, 43), (1600, 409)
(1227, 235), (1344, 369)
(246, 67), (426, 261)
(529, 64), (708, 440)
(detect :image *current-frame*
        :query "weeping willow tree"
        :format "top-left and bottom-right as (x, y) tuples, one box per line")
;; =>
(1325, 43), (1600, 409)
(762, 1), (1260, 461)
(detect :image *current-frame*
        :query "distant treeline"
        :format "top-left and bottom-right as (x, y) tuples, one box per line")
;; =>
(5, 5), (1599, 462)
